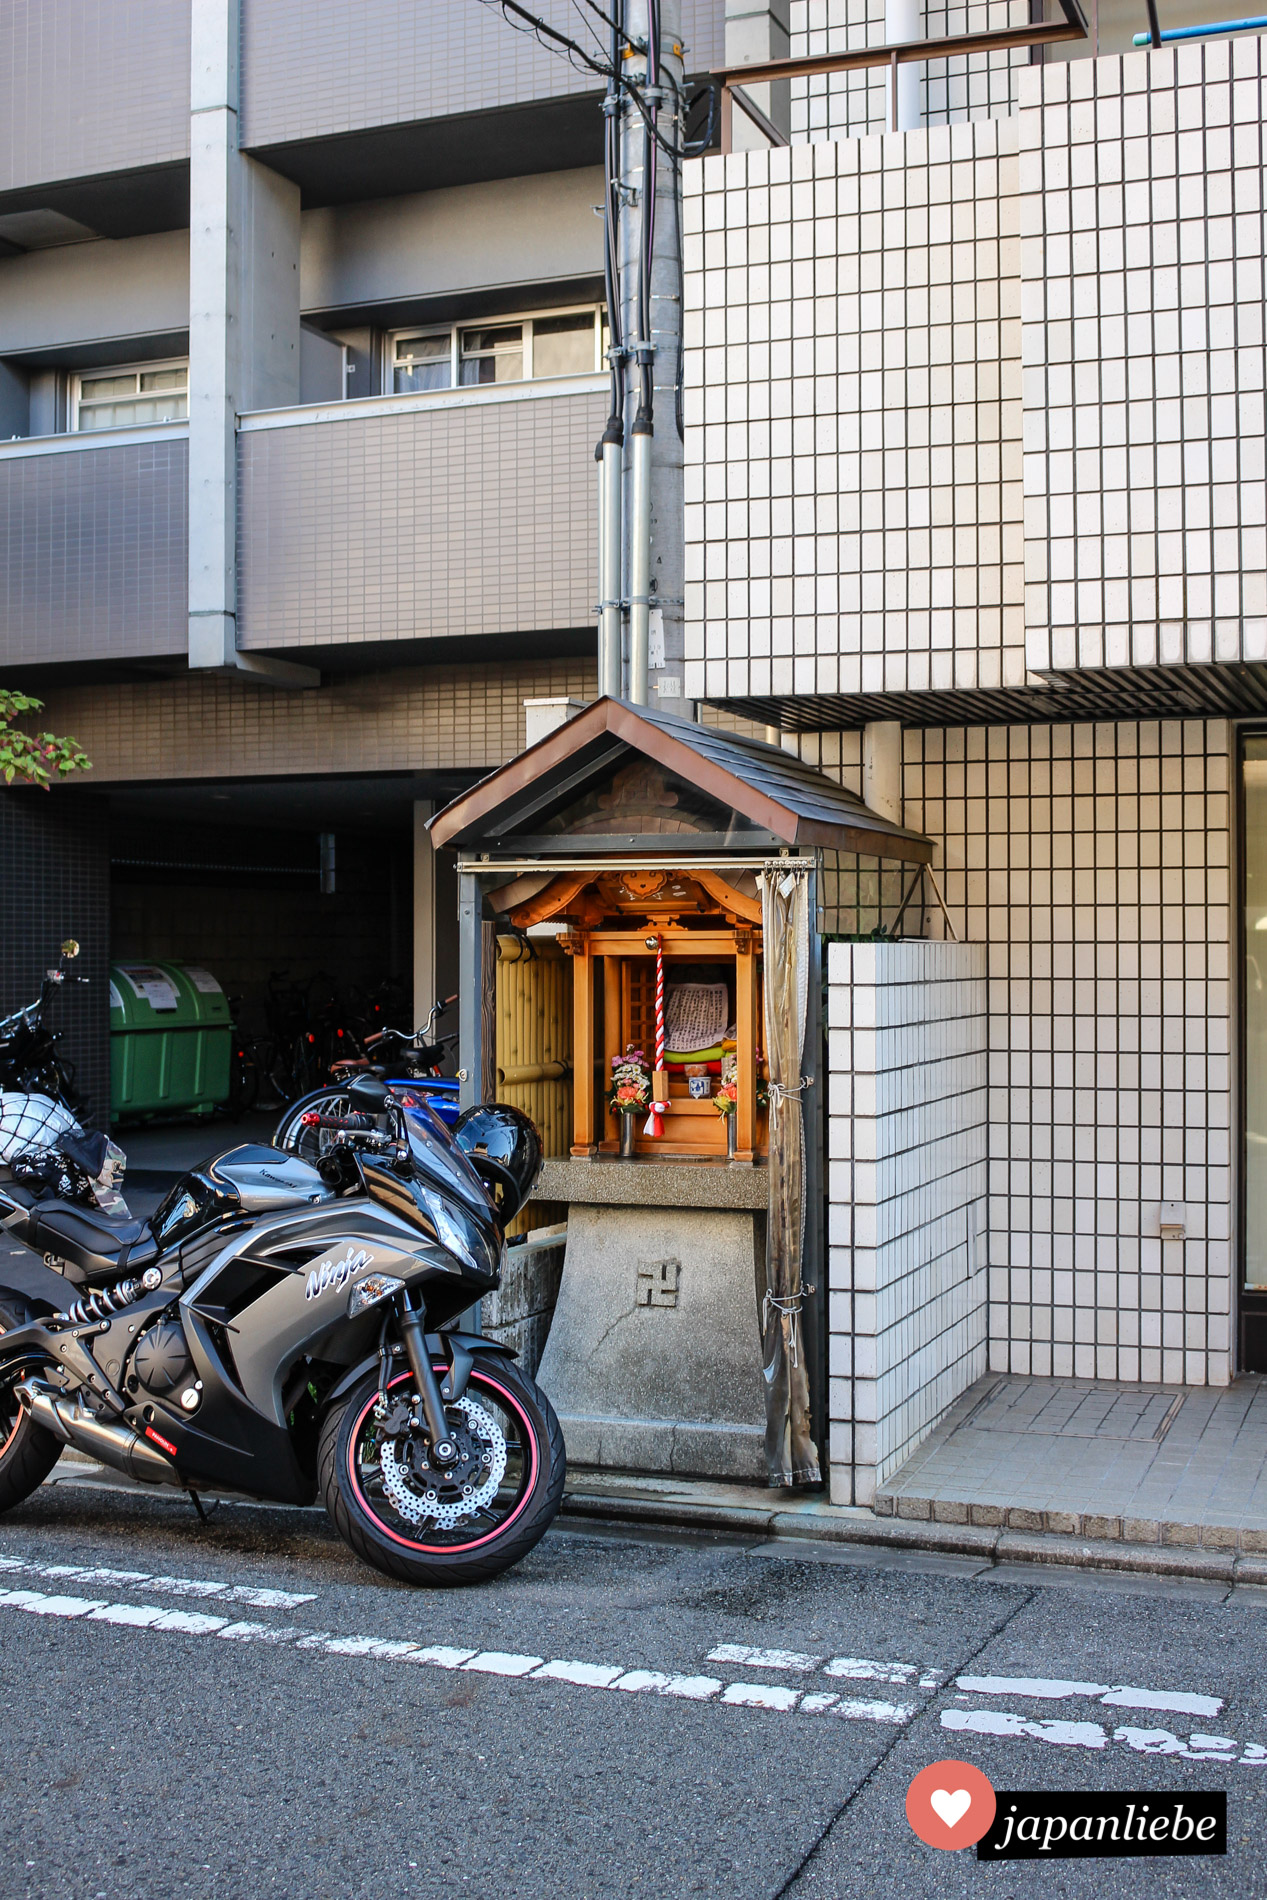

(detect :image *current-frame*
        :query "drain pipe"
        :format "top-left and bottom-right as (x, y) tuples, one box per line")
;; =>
(627, 413), (652, 704)
(597, 0), (626, 700)
(599, 418), (624, 698)
(626, 0), (659, 706)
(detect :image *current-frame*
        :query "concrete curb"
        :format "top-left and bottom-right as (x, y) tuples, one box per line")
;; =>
(559, 1486), (1267, 1586)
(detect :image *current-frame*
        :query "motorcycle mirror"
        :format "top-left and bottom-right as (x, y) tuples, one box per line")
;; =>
(346, 1073), (390, 1110)
(60, 939), (80, 959)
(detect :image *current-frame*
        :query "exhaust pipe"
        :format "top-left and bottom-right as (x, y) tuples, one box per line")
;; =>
(17, 1380), (180, 1487)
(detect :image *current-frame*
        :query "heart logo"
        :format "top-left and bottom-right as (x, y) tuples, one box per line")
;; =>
(930, 1789), (972, 1829)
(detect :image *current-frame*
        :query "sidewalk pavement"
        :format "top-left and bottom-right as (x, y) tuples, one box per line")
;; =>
(560, 1372), (1267, 1587)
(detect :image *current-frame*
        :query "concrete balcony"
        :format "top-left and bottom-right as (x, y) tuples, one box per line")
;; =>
(0, 426), (189, 669)
(236, 377), (606, 662)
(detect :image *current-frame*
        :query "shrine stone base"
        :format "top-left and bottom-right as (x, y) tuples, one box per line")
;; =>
(536, 1199), (768, 1482)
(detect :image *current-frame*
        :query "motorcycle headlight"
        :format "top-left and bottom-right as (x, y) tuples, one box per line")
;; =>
(346, 1272), (404, 1317)
(420, 1188), (478, 1271)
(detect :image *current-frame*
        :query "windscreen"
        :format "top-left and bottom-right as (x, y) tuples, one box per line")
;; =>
(400, 1102), (495, 1221)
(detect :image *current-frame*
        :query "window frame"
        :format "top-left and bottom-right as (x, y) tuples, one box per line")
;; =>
(387, 304), (604, 400)
(71, 357), (190, 433)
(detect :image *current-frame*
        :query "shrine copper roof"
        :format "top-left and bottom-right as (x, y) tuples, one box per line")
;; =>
(429, 697), (933, 863)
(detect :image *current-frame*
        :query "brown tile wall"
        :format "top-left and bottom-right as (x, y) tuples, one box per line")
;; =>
(33, 656), (598, 784)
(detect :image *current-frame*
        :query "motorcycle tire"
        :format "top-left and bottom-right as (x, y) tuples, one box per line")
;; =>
(0, 1295), (62, 1512)
(319, 1355), (565, 1588)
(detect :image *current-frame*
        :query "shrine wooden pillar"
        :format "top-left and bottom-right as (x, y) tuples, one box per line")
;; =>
(566, 932), (597, 1155)
(735, 926), (757, 1163)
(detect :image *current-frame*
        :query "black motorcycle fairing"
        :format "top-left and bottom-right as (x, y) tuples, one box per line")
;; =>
(151, 1170), (242, 1253)
(359, 1157), (501, 1302)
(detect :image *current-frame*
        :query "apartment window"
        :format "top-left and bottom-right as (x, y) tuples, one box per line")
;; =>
(74, 361), (188, 431)
(390, 308), (602, 397)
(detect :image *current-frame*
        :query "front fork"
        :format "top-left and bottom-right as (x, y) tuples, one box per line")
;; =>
(394, 1291), (460, 1465)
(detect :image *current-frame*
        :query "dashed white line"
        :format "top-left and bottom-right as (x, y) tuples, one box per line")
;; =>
(707, 1644), (822, 1672)
(956, 1673), (1223, 1719)
(0, 1554), (315, 1609)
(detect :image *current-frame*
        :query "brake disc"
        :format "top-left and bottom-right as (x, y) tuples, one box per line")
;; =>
(378, 1393), (507, 1529)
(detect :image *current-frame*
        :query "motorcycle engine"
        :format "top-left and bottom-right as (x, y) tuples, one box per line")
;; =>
(130, 1319), (195, 1401)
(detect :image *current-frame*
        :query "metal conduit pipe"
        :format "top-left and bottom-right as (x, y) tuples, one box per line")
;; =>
(600, 425), (624, 697)
(627, 416), (653, 705)
(597, 1), (626, 700)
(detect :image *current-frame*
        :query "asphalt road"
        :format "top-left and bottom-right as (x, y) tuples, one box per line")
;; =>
(2, 1470), (1266, 1900)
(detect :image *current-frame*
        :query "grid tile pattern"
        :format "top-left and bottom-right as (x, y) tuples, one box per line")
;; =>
(237, 394), (604, 650)
(683, 124), (1026, 705)
(0, 0), (189, 192)
(241, 0), (723, 147)
(801, 716), (1234, 1390)
(827, 939), (988, 1505)
(876, 1372), (1267, 1549)
(788, 0), (1030, 143)
(1020, 43), (1267, 676)
(0, 439), (188, 664)
(31, 658), (599, 784)
(0, 791), (110, 1129)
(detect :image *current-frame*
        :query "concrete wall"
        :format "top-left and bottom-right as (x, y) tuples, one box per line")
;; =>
(236, 384), (605, 651)
(300, 170), (604, 320)
(0, 434), (188, 664)
(240, 0), (723, 148)
(827, 939), (988, 1505)
(0, 232), (189, 369)
(0, 0), (189, 192)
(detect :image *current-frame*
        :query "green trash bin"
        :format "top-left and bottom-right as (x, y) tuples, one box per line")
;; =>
(110, 961), (232, 1122)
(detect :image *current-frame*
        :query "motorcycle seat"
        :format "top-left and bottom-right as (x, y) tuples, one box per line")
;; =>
(29, 1201), (159, 1283)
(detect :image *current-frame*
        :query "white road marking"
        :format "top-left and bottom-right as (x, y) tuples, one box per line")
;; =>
(707, 1644), (822, 1672)
(722, 1683), (803, 1711)
(612, 1672), (723, 1701)
(942, 1705), (1266, 1766)
(462, 1652), (544, 1677)
(832, 1697), (918, 1725)
(0, 1554), (315, 1610)
(956, 1673), (1223, 1719)
(823, 1656), (924, 1686)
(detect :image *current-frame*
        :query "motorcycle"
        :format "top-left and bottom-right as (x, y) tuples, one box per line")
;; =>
(0, 1077), (565, 1587)
(0, 939), (126, 1208)
(273, 994), (462, 1160)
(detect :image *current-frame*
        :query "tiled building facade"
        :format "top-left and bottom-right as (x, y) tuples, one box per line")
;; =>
(685, 36), (1262, 1444)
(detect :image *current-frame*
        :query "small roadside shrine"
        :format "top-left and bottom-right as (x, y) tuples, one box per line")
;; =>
(430, 700), (934, 1486)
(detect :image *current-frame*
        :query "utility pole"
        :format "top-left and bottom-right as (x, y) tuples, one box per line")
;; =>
(614, 0), (686, 711)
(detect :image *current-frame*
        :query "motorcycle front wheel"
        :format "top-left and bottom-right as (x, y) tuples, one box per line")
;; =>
(319, 1357), (565, 1588)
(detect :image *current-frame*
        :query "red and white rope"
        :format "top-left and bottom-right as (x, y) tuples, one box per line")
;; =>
(645, 935), (667, 1138)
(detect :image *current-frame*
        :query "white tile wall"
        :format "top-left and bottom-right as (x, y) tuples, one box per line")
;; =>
(789, 0), (1031, 143)
(686, 42), (1267, 700)
(806, 717), (1234, 1397)
(1020, 43), (1267, 675)
(827, 938), (988, 1504)
(682, 121), (1026, 705)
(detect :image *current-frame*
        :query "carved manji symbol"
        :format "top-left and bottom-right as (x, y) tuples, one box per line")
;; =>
(636, 1258), (680, 1309)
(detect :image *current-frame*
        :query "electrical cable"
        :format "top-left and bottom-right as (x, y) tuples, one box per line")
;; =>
(472, 0), (613, 77)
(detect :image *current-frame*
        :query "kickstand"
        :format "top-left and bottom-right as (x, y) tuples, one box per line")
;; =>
(187, 1489), (219, 1525)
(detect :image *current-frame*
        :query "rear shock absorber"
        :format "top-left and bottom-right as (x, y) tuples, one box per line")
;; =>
(63, 1266), (163, 1326)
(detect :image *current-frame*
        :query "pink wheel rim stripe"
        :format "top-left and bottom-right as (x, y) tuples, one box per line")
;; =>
(347, 1369), (539, 1555)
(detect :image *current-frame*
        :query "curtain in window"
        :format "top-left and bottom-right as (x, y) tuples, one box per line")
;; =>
(758, 865), (820, 1487)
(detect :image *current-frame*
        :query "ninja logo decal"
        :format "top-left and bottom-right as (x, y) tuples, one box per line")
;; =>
(304, 1247), (372, 1302)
